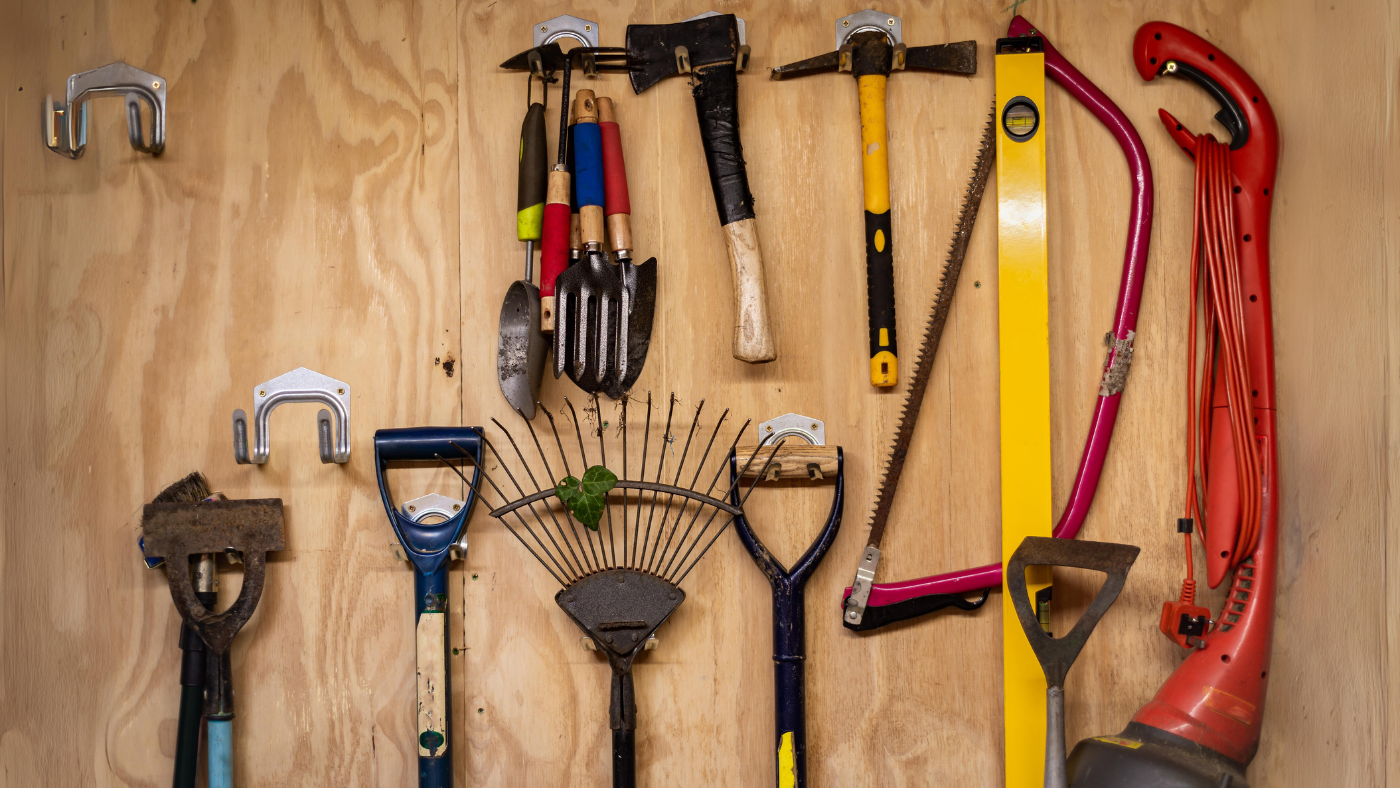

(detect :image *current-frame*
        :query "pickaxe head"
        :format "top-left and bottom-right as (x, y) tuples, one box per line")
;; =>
(771, 10), (976, 81)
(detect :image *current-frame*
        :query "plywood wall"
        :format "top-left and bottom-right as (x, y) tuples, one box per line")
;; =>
(2, 0), (1395, 786)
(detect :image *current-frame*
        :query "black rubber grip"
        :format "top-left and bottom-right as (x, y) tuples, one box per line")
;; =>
(172, 684), (204, 788)
(691, 62), (755, 227)
(517, 103), (548, 212)
(844, 588), (991, 632)
(865, 210), (897, 360)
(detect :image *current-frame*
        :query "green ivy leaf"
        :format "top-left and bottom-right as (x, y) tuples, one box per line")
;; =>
(556, 465), (617, 530)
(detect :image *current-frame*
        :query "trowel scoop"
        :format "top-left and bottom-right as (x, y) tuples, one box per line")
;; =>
(497, 98), (550, 418)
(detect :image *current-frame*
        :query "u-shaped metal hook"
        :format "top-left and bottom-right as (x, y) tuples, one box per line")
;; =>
(232, 367), (351, 465)
(45, 62), (166, 159)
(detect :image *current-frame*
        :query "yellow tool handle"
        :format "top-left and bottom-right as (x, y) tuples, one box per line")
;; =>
(857, 74), (898, 386)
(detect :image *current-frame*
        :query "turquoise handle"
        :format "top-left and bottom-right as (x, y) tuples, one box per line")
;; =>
(208, 719), (233, 788)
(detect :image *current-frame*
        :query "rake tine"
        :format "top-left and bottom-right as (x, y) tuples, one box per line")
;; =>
(525, 415), (594, 573)
(465, 432), (584, 580)
(437, 453), (574, 584)
(540, 407), (597, 574)
(472, 432), (592, 577)
(646, 399), (706, 573)
(640, 394), (677, 573)
(660, 416), (747, 578)
(654, 408), (728, 573)
(592, 393), (617, 568)
(665, 427), (771, 582)
(673, 438), (789, 586)
(563, 397), (603, 570)
(620, 395), (630, 568)
(631, 392), (653, 566)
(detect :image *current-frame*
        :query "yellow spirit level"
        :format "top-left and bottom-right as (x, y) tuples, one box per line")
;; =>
(996, 35), (1053, 788)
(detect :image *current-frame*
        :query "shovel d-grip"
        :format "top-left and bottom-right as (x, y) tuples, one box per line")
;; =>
(730, 433), (843, 788)
(842, 16), (1153, 632)
(1007, 537), (1139, 788)
(1067, 24), (1280, 788)
(375, 427), (483, 788)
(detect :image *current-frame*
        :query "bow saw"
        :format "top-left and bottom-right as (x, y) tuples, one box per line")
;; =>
(842, 17), (1154, 631)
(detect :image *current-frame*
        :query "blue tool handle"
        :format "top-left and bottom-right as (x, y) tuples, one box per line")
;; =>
(573, 121), (604, 209)
(774, 659), (807, 788)
(375, 426), (481, 462)
(207, 719), (233, 788)
(415, 565), (453, 788)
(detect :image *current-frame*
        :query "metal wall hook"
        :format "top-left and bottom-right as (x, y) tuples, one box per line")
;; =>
(45, 62), (166, 159)
(232, 367), (351, 465)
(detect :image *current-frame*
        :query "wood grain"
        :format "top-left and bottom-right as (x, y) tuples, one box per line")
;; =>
(1, 0), (1393, 785)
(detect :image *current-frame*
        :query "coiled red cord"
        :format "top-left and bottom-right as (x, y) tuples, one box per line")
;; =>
(1181, 135), (1264, 584)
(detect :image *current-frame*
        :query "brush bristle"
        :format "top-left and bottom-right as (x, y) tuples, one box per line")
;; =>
(152, 471), (212, 504)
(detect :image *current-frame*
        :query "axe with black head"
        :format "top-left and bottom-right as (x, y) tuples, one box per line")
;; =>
(502, 13), (776, 365)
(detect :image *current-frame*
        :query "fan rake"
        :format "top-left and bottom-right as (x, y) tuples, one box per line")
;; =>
(439, 392), (783, 787)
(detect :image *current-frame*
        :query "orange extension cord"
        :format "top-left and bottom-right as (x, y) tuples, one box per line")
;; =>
(1179, 134), (1264, 602)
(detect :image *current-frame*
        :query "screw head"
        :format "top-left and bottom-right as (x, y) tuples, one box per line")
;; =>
(811, 423), (819, 430)
(842, 19), (850, 27)
(888, 18), (895, 25)
(766, 425), (773, 432)
(407, 505), (416, 513)
(452, 504), (461, 511)
(337, 387), (345, 394)
(631, 633), (639, 642)
(584, 24), (592, 32)
(540, 25), (547, 32)
(259, 390), (266, 396)
(152, 81), (161, 88)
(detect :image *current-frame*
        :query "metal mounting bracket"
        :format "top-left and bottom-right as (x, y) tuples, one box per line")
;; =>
(395, 493), (469, 561)
(45, 62), (166, 159)
(836, 10), (902, 48)
(534, 15), (601, 76)
(232, 367), (351, 465)
(758, 413), (825, 446)
(686, 11), (750, 71)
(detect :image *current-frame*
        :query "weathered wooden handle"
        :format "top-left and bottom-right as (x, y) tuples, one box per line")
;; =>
(735, 444), (838, 479)
(724, 218), (776, 363)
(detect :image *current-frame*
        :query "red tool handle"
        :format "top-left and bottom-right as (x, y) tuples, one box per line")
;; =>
(540, 170), (571, 300)
(598, 97), (632, 254)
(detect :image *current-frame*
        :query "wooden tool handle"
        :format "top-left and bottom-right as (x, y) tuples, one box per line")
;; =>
(724, 218), (776, 363)
(735, 444), (839, 479)
(598, 97), (633, 254)
(573, 90), (605, 246)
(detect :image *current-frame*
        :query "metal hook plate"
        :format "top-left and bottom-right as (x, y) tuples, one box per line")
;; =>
(836, 10), (902, 49)
(232, 367), (351, 465)
(758, 413), (825, 446)
(45, 62), (166, 159)
(399, 493), (469, 561)
(533, 15), (599, 49)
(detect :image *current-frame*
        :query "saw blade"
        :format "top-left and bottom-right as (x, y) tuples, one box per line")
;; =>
(864, 110), (996, 551)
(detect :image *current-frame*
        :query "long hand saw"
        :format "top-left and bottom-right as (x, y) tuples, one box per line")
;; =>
(842, 17), (1155, 631)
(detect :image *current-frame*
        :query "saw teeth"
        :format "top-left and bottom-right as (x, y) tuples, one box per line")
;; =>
(862, 109), (996, 549)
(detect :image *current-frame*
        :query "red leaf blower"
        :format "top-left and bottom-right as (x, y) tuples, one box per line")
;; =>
(1067, 22), (1279, 788)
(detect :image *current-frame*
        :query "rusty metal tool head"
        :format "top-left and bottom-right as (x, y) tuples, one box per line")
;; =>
(141, 497), (285, 720)
(1006, 536), (1139, 788)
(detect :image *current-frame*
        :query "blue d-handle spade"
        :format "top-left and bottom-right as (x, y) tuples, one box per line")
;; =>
(375, 427), (483, 788)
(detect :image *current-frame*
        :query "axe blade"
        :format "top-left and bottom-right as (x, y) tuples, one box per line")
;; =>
(625, 14), (739, 94)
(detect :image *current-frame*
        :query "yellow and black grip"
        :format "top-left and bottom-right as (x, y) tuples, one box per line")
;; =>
(853, 39), (898, 386)
(517, 102), (547, 243)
